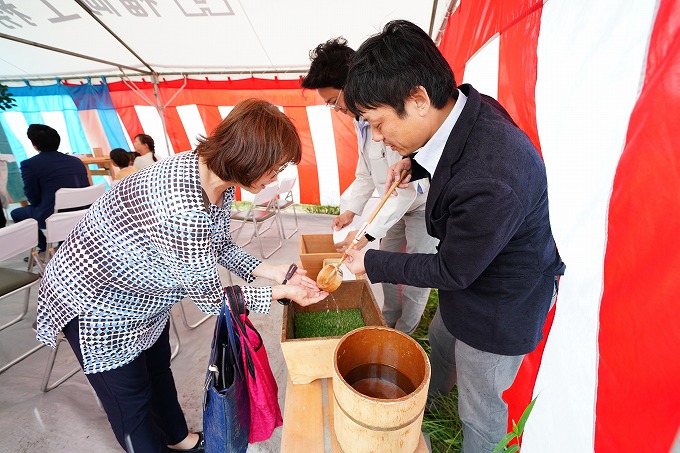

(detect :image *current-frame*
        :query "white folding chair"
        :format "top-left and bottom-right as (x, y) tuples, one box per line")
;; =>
(38, 184), (104, 390)
(0, 219), (45, 374)
(40, 210), (88, 260)
(272, 176), (299, 239)
(36, 183), (106, 266)
(40, 327), (81, 392)
(30, 212), (87, 390)
(54, 183), (106, 213)
(231, 184), (283, 258)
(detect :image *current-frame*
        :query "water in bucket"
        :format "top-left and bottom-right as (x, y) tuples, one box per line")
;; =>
(343, 363), (416, 399)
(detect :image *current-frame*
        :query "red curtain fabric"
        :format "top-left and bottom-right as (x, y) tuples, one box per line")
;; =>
(439, 0), (547, 437)
(596, 0), (680, 450)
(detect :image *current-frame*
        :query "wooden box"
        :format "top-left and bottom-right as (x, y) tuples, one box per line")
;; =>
(299, 234), (343, 280)
(281, 280), (385, 384)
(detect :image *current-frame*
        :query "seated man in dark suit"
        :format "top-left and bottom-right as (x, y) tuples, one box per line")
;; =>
(11, 124), (90, 250)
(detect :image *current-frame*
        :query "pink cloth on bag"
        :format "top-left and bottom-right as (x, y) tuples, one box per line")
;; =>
(237, 313), (283, 443)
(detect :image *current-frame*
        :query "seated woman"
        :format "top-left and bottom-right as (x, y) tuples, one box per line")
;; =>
(133, 133), (158, 169)
(109, 147), (138, 180)
(36, 99), (327, 453)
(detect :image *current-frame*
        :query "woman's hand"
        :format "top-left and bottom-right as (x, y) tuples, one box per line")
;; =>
(385, 159), (412, 195)
(344, 248), (367, 276)
(272, 284), (328, 307)
(331, 210), (356, 231)
(286, 270), (319, 291)
(253, 262), (307, 284)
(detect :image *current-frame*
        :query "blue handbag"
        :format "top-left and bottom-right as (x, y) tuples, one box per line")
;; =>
(203, 293), (250, 453)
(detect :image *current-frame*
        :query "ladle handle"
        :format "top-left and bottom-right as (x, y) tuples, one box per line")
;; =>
(365, 170), (408, 225)
(336, 170), (408, 266)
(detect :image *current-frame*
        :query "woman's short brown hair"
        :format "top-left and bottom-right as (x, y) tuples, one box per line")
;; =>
(195, 98), (302, 186)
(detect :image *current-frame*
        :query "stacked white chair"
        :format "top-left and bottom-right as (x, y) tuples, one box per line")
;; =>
(258, 176), (299, 239)
(53, 183), (106, 212)
(37, 183), (106, 262)
(231, 183), (283, 258)
(37, 183), (106, 390)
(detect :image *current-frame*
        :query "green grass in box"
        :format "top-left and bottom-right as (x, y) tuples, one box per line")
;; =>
(294, 308), (365, 339)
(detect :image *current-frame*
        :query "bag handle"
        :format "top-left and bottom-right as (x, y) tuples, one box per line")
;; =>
(218, 290), (243, 377)
(203, 291), (244, 410)
(225, 285), (263, 348)
(225, 285), (258, 379)
(225, 285), (247, 334)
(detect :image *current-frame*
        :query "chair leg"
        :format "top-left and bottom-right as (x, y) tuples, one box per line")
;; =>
(232, 218), (245, 241)
(279, 205), (299, 239)
(41, 332), (81, 392)
(177, 300), (211, 330)
(0, 284), (36, 332)
(169, 315), (180, 361)
(240, 224), (257, 247)
(252, 216), (282, 259)
(0, 342), (45, 374)
(30, 249), (46, 275)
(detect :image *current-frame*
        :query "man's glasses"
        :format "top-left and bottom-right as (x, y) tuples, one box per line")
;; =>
(326, 88), (343, 110)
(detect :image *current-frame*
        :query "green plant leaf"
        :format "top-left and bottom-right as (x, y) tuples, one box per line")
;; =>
(517, 396), (538, 434)
(493, 432), (517, 453)
(506, 445), (520, 453)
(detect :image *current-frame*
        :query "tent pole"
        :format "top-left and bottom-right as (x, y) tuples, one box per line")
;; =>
(429, 0), (440, 37)
(0, 33), (149, 75)
(152, 73), (172, 158)
(434, 0), (459, 46)
(152, 74), (188, 157)
(120, 73), (187, 157)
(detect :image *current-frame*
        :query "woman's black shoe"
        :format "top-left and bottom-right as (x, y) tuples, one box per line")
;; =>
(171, 432), (204, 452)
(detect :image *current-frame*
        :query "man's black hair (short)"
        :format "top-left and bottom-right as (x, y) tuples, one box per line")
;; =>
(27, 124), (60, 152)
(344, 20), (457, 117)
(301, 37), (355, 90)
(109, 148), (132, 168)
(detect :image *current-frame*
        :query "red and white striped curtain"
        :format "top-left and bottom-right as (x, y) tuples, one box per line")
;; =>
(440, 0), (680, 451)
(107, 77), (359, 206)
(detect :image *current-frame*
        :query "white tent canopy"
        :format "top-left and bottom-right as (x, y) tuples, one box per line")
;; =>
(4, 2), (679, 452)
(0, 0), (452, 81)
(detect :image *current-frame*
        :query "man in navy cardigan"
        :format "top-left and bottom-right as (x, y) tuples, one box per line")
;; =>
(11, 124), (89, 250)
(342, 21), (566, 452)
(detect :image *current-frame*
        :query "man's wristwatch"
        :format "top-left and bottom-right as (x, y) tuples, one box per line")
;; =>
(278, 263), (298, 305)
(364, 233), (376, 242)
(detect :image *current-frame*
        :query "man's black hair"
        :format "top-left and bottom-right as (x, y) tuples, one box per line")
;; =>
(344, 20), (457, 117)
(301, 37), (355, 90)
(27, 124), (60, 152)
(109, 148), (132, 168)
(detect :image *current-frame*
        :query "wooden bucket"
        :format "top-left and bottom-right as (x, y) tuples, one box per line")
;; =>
(332, 326), (430, 453)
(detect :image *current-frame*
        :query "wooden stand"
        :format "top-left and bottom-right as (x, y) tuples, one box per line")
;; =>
(281, 376), (429, 453)
(74, 154), (115, 184)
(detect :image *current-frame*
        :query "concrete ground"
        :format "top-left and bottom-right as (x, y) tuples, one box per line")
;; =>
(0, 210), (384, 453)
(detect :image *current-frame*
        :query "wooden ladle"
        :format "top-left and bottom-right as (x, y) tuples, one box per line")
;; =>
(317, 170), (408, 292)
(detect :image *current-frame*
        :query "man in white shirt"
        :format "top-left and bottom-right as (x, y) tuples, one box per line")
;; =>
(301, 38), (438, 334)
